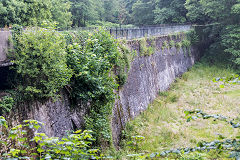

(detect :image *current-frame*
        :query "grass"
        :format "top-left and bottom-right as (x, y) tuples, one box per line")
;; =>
(109, 60), (240, 159)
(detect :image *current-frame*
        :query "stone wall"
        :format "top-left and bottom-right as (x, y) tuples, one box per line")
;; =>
(112, 35), (200, 145)
(7, 90), (88, 138)
(0, 31), (10, 64)
(0, 33), (200, 144)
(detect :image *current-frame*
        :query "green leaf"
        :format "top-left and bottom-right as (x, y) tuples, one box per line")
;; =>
(219, 84), (225, 88)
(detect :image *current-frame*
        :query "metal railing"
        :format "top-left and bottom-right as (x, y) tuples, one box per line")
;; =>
(110, 25), (191, 39)
(1, 24), (192, 40)
(70, 24), (192, 39)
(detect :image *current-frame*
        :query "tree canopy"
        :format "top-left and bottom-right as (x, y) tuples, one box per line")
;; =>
(0, 0), (239, 66)
(0, 0), (72, 29)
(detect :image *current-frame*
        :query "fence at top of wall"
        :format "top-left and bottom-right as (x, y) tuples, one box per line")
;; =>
(111, 24), (191, 39)
(0, 24), (192, 40)
(70, 24), (192, 40)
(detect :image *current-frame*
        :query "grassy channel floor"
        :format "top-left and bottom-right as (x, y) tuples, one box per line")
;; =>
(109, 60), (240, 159)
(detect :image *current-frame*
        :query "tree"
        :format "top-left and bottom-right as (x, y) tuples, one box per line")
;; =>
(25, 0), (52, 26)
(118, 0), (129, 25)
(185, 0), (208, 24)
(51, 0), (72, 29)
(0, 0), (27, 27)
(0, 0), (72, 29)
(102, 0), (119, 23)
(70, 0), (98, 27)
(185, 0), (240, 67)
(154, 0), (187, 24)
(132, 0), (155, 25)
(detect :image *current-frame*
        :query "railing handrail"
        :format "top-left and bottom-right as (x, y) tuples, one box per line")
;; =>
(0, 24), (192, 40)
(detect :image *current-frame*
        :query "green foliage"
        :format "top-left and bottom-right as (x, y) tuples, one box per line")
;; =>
(70, 0), (126, 27)
(66, 29), (118, 104)
(182, 39), (191, 56)
(175, 42), (182, 52)
(169, 40), (175, 48)
(0, 116), (99, 159)
(182, 39), (191, 48)
(0, 116), (43, 159)
(70, 0), (98, 27)
(50, 0), (72, 29)
(213, 74), (240, 85)
(131, 0), (155, 25)
(9, 26), (133, 148)
(185, 0), (209, 24)
(185, 0), (240, 67)
(0, 0), (72, 29)
(186, 30), (199, 46)
(159, 91), (179, 103)
(130, 0), (187, 25)
(162, 41), (169, 50)
(139, 38), (148, 56)
(117, 42), (134, 86)
(66, 29), (131, 145)
(139, 38), (155, 56)
(12, 27), (72, 100)
(0, 96), (14, 115)
(154, 0), (187, 24)
(159, 91), (170, 97)
(181, 109), (240, 159)
(221, 25), (240, 66)
(34, 130), (99, 159)
(127, 135), (145, 153)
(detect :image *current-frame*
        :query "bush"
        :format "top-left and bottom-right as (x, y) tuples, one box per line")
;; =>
(66, 29), (119, 105)
(66, 29), (131, 145)
(12, 27), (72, 100)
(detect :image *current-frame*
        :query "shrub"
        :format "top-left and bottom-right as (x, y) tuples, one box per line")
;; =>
(12, 27), (72, 100)
(66, 29), (131, 145)
(66, 29), (118, 105)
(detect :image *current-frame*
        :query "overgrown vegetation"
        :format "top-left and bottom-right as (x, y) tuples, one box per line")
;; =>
(12, 26), (72, 100)
(0, 0), (239, 159)
(8, 26), (133, 148)
(65, 29), (132, 145)
(139, 38), (155, 56)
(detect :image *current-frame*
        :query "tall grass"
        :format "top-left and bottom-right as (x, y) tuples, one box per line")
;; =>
(108, 59), (240, 159)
